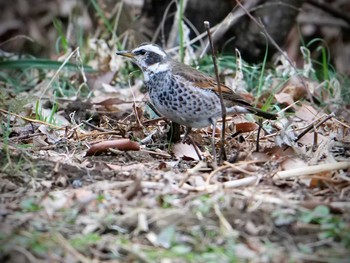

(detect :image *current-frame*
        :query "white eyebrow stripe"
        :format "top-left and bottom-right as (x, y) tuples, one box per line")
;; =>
(133, 44), (167, 58)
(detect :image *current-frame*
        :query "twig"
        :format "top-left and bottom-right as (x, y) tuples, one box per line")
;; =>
(306, 0), (350, 25)
(118, 244), (152, 263)
(55, 232), (91, 263)
(77, 131), (122, 140)
(236, 0), (313, 103)
(181, 183), (218, 192)
(85, 181), (165, 191)
(39, 47), (80, 99)
(142, 116), (166, 126)
(123, 171), (142, 200)
(273, 161), (350, 180)
(312, 125), (318, 152)
(0, 108), (61, 129)
(12, 246), (39, 263)
(140, 149), (172, 158)
(239, 189), (299, 206)
(214, 204), (239, 237)
(256, 119), (262, 152)
(223, 161), (256, 174)
(332, 117), (350, 129)
(204, 21), (226, 164)
(187, 136), (203, 161)
(283, 112), (334, 151)
(0, 35), (34, 47)
(9, 132), (42, 141)
(152, 0), (177, 45)
(223, 175), (261, 188)
(179, 161), (207, 187)
(295, 112), (334, 143)
(206, 161), (255, 185)
(81, 120), (117, 133)
(200, 0), (260, 57)
(132, 102), (143, 128)
(140, 129), (159, 144)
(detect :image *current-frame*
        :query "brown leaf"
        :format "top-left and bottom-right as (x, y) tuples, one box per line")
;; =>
(281, 83), (307, 101)
(94, 97), (126, 106)
(275, 92), (294, 105)
(310, 171), (332, 188)
(295, 104), (320, 122)
(86, 139), (140, 156)
(235, 122), (258, 133)
(173, 142), (201, 161)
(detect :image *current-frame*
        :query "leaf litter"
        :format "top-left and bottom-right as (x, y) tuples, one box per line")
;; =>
(1, 31), (350, 263)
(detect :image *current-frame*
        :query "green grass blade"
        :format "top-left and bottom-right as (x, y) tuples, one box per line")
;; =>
(257, 34), (269, 100)
(0, 59), (95, 72)
(178, 0), (185, 62)
(53, 18), (69, 53)
(321, 46), (329, 81)
(89, 0), (114, 34)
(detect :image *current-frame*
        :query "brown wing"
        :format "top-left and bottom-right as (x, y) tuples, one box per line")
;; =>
(171, 60), (277, 120)
(171, 60), (252, 106)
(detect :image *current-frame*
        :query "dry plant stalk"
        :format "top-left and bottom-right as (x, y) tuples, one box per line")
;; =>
(204, 21), (226, 164)
(274, 161), (350, 180)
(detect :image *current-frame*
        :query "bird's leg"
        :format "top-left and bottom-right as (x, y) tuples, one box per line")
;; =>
(210, 120), (217, 164)
(168, 122), (181, 142)
(181, 127), (192, 143)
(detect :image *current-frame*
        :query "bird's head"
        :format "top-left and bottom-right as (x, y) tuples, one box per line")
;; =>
(116, 43), (170, 74)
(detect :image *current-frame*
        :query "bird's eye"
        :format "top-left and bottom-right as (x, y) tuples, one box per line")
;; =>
(135, 49), (146, 56)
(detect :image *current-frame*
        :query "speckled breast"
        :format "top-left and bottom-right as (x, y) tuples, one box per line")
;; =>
(146, 72), (222, 128)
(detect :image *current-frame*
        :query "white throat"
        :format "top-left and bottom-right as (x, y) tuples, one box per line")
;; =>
(146, 62), (169, 73)
(143, 62), (169, 82)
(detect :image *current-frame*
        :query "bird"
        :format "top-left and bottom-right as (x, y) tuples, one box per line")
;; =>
(116, 43), (276, 158)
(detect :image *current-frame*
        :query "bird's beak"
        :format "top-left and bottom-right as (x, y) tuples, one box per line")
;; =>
(116, 50), (134, 58)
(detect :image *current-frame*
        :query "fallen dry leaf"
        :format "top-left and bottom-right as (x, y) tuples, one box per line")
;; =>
(235, 122), (258, 133)
(295, 104), (320, 121)
(173, 142), (201, 161)
(86, 139), (140, 156)
(275, 92), (294, 105)
(94, 97), (126, 106)
(281, 157), (308, 171)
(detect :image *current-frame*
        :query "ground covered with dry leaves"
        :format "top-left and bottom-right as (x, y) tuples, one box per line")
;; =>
(1, 0), (350, 261)
(1, 53), (350, 262)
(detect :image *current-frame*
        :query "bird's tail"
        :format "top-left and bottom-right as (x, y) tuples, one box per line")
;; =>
(245, 105), (277, 120)
(226, 105), (277, 120)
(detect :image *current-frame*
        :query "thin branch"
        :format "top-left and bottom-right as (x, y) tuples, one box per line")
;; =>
(204, 21), (226, 163)
(256, 119), (262, 152)
(306, 0), (350, 25)
(55, 232), (91, 263)
(236, 0), (313, 103)
(82, 120), (116, 133)
(0, 108), (61, 129)
(200, 0), (260, 57)
(295, 112), (334, 143)
(273, 161), (350, 180)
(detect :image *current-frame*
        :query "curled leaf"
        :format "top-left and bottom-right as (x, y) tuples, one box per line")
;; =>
(86, 139), (140, 156)
(235, 122), (258, 133)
